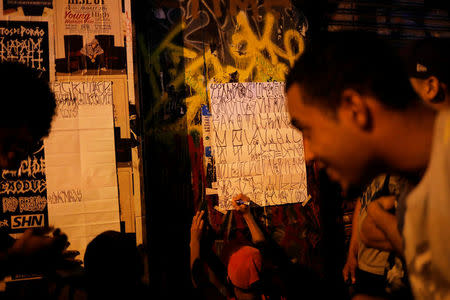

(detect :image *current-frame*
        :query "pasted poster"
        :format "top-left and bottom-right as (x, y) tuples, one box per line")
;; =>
(45, 81), (120, 258)
(206, 82), (307, 210)
(0, 18), (52, 81)
(54, 0), (125, 74)
(3, 0), (52, 16)
(0, 145), (48, 234)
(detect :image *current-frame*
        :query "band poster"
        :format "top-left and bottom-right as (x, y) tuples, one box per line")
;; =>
(54, 0), (123, 60)
(0, 17), (53, 81)
(0, 145), (48, 234)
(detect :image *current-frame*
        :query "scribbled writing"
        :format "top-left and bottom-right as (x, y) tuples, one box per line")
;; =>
(209, 82), (307, 209)
(47, 189), (82, 204)
(148, 11), (304, 132)
(156, 0), (290, 19)
(52, 81), (113, 118)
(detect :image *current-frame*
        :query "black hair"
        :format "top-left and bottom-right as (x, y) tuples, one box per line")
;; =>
(409, 38), (450, 87)
(0, 62), (56, 144)
(84, 230), (142, 282)
(286, 31), (420, 113)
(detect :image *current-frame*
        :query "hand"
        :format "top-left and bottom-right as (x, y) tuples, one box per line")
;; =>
(8, 227), (69, 272)
(60, 244), (82, 270)
(367, 196), (395, 218)
(10, 227), (66, 256)
(190, 210), (204, 247)
(342, 254), (357, 284)
(374, 195), (396, 211)
(232, 194), (251, 216)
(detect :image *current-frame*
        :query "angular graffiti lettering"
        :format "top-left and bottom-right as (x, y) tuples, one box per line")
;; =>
(19, 196), (47, 213)
(2, 197), (18, 213)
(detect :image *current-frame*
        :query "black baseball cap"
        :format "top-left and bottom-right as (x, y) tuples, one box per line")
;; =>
(407, 38), (450, 85)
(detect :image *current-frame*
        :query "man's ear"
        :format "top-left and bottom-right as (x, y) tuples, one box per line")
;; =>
(339, 89), (371, 130)
(423, 76), (440, 102)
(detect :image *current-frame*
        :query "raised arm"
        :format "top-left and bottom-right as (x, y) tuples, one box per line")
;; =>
(366, 196), (403, 256)
(190, 210), (205, 288)
(232, 194), (265, 244)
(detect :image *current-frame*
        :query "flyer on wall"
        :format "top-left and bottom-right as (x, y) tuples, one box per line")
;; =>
(54, 0), (126, 74)
(2, 0), (53, 16)
(0, 16), (55, 81)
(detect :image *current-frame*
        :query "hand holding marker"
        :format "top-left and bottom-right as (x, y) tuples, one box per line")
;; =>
(236, 199), (250, 206)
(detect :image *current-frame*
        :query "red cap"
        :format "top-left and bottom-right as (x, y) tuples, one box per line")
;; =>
(227, 246), (262, 290)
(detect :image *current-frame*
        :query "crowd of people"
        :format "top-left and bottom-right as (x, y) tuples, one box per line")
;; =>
(0, 29), (449, 300)
(191, 33), (450, 300)
(0, 63), (145, 299)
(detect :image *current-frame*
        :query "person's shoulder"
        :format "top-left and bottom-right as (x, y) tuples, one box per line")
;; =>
(388, 175), (411, 196)
(440, 109), (450, 145)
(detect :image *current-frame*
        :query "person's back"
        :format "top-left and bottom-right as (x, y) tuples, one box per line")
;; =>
(403, 108), (450, 299)
(0, 62), (75, 279)
(402, 38), (450, 299)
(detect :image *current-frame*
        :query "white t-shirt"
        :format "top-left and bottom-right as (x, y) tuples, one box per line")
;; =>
(404, 109), (450, 300)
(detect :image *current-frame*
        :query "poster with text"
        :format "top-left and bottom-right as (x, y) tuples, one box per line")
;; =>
(0, 145), (48, 234)
(54, 0), (125, 74)
(45, 81), (120, 259)
(0, 18), (52, 81)
(206, 82), (308, 210)
(3, 0), (52, 16)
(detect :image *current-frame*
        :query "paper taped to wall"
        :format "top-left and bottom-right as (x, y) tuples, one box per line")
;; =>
(208, 82), (307, 210)
(45, 81), (120, 258)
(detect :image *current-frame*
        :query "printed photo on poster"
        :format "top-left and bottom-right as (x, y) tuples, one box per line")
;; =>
(0, 18), (53, 81)
(54, 0), (126, 75)
(2, 0), (52, 16)
(0, 144), (48, 234)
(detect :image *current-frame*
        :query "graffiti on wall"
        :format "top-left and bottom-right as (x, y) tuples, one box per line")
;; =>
(144, 1), (306, 134)
(140, 0), (321, 268)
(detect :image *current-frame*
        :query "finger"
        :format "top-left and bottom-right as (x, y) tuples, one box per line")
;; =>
(197, 212), (205, 228)
(343, 268), (348, 281)
(351, 269), (356, 284)
(193, 211), (200, 225)
(52, 233), (68, 253)
(196, 210), (204, 225)
(193, 211), (203, 227)
(63, 250), (80, 259)
(32, 226), (53, 236)
(53, 228), (61, 236)
(231, 199), (238, 208)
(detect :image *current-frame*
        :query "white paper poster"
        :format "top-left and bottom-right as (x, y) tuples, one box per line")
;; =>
(44, 81), (120, 258)
(54, 0), (123, 59)
(208, 82), (307, 210)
